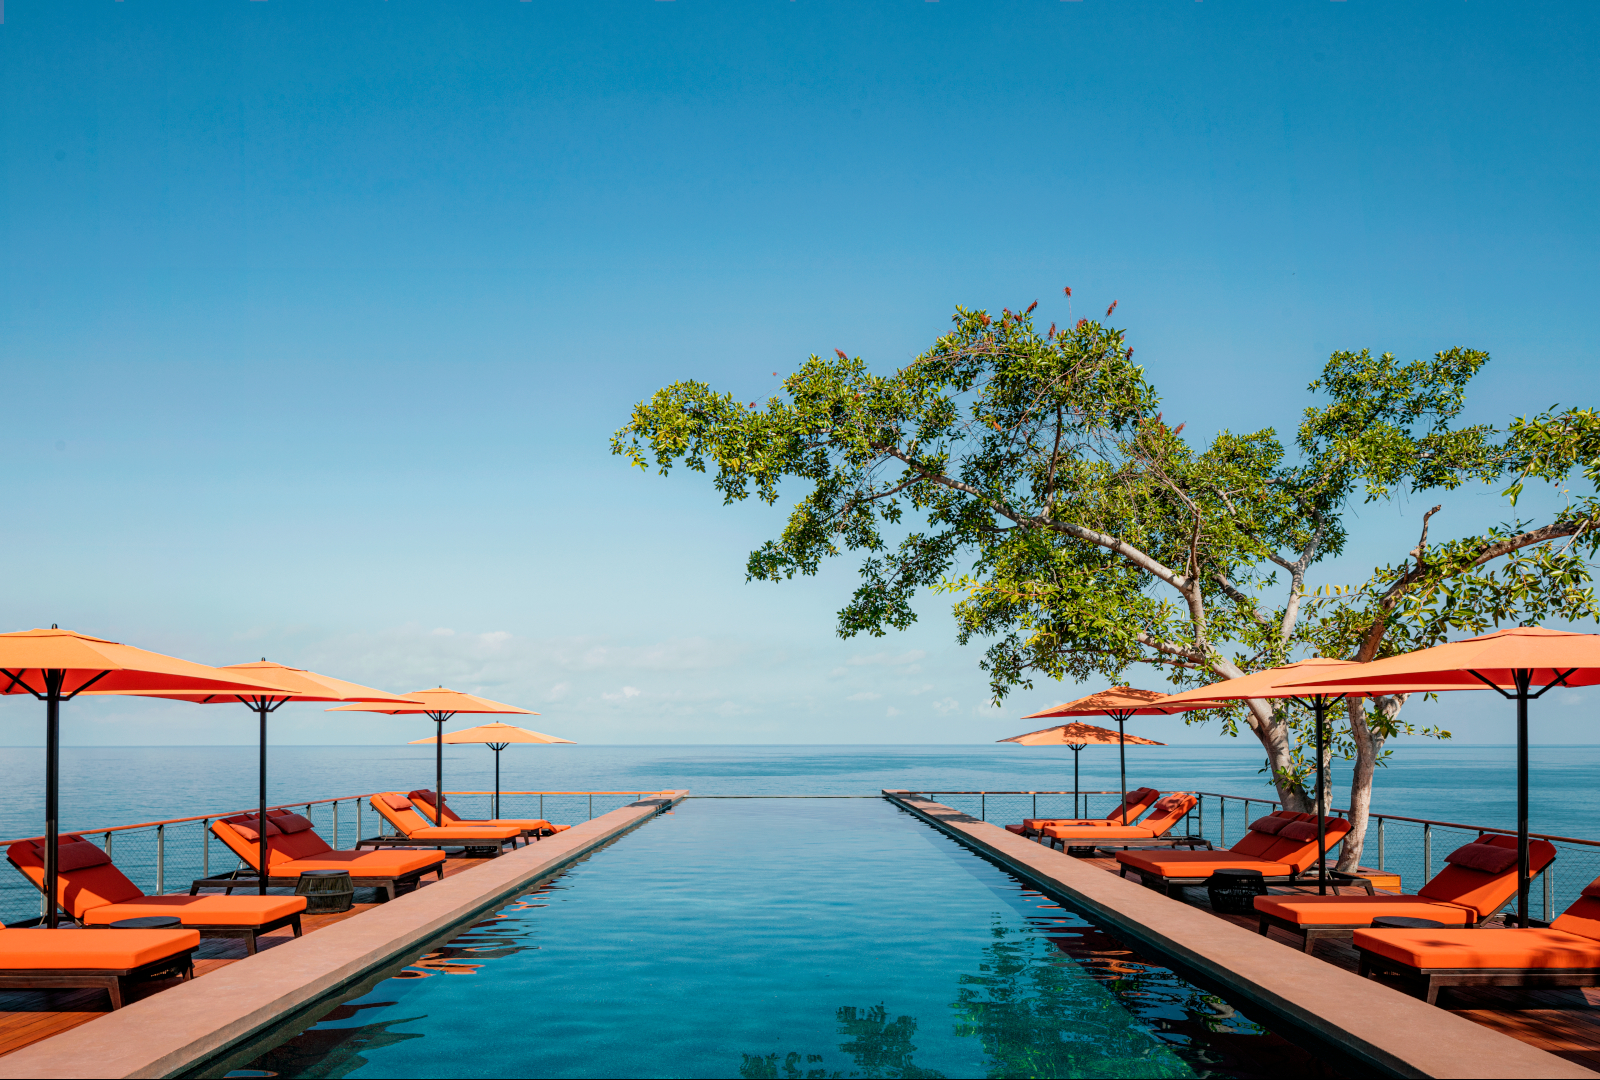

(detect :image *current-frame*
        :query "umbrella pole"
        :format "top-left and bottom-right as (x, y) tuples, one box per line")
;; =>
(1516, 670), (1532, 927)
(1315, 698), (1328, 895)
(258, 702), (268, 896)
(494, 747), (501, 820)
(434, 715), (445, 826)
(1072, 746), (1081, 818)
(43, 671), (63, 929)
(1116, 713), (1128, 826)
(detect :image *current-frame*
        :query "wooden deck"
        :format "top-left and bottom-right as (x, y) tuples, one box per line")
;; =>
(1076, 852), (1600, 1073)
(0, 851), (496, 1059)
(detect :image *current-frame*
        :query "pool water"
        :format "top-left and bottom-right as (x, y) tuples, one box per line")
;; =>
(233, 799), (1328, 1079)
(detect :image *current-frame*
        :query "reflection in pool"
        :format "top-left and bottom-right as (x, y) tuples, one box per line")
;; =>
(232, 799), (1339, 1079)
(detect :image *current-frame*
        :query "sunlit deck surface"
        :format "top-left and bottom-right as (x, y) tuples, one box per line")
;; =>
(0, 849), (494, 1059)
(1069, 850), (1600, 1073)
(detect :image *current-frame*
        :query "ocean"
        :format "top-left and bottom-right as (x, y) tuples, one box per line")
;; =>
(0, 742), (1592, 841)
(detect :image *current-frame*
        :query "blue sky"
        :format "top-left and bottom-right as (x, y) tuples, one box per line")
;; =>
(1, 1), (1596, 746)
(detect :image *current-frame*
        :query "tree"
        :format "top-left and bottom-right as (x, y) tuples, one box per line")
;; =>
(612, 300), (1600, 857)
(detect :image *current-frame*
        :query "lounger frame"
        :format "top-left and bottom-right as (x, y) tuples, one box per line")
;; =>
(189, 865), (441, 903)
(1123, 865), (1372, 898)
(1357, 946), (1600, 1005)
(0, 949), (195, 1009)
(353, 835), (517, 856)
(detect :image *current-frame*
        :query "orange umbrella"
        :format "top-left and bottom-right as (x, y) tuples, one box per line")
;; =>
(1277, 627), (1600, 923)
(0, 627), (297, 926)
(1017, 687), (1210, 823)
(998, 721), (1164, 818)
(330, 689), (536, 825)
(109, 662), (421, 894)
(409, 722), (574, 818)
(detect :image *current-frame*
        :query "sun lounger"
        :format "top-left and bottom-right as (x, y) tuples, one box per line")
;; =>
(1354, 875), (1600, 1004)
(406, 789), (570, 839)
(1255, 833), (1557, 953)
(203, 810), (446, 901)
(7, 835), (305, 954)
(1115, 810), (1354, 896)
(1039, 793), (1205, 850)
(1005, 787), (1161, 837)
(362, 794), (524, 855)
(0, 926), (198, 1009)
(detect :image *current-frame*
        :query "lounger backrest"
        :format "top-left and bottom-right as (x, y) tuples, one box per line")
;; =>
(371, 794), (425, 837)
(5, 837), (144, 921)
(264, 809), (334, 859)
(408, 790), (465, 825)
(1417, 834), (1558, 918)
(1137, 793), (1197, 837)
(1104, 787), (1160, 823)
(1228, 811), (1298, 857)
(211, 817), (273, 870)
(1259, 817), (1352, 871)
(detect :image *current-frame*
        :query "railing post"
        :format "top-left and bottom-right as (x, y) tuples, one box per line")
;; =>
(156, 824), (165, 896)
(540, 793), (544, 819)
(105, 830), (113, 860)
(1377, 817), (1384, 872)
(1423, 822), (1432, 883)
(202, 820), (210, 878)
(1219, 797), (1226, 847)
(589, 793), (594, 821)
(333, 800), (339, 849)
(1545, 864), (1553, 922)
(980, 793), (986, 821)
(1197, 796), (1203, 842)
(1032, 793), (1037, 818)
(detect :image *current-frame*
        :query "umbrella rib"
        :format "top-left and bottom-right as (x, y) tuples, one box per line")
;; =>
(1532, 668), (1578, 698)
(0, 669), (42, 699)
(61, 670), (112, 701)
(1467, 670), (1516, 699)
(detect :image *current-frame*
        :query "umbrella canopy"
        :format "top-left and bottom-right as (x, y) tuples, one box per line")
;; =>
(330, 689), (537, 824)
(999, 722), (1164, 746)
(0, 628), (297, 926)
(1015, 687), (1207, 823)
(108, 661), (420, 894)
(1278, 627), (1600, 924)
(407, 722), (574, 819)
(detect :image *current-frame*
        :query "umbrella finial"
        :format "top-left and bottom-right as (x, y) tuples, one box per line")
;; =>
(51, 623), (57, 629)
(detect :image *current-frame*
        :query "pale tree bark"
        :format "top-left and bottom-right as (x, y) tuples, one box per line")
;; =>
(1337, 694), (1407, 871)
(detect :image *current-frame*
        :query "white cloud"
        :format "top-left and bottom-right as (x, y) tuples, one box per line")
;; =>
(478, 631), (511, 646)
(847, 691), (882, 701)
(546, 682), (571, 701)
(932, 697), (959, 715)
(847, 650), (927, 667)
(602, 686), (643, 702)
(886, 706), (901, 717)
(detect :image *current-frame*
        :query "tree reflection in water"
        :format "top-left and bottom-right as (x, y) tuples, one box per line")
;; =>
(239, 1001), (424, 1080)
(739, 1004), (946, 1079)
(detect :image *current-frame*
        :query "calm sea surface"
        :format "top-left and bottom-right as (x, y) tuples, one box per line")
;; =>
(0, 743), (1593, 841)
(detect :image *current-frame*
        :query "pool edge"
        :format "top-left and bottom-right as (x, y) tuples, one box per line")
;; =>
(0, 792), (687, 1080)
(882, 790), (1597, 1080)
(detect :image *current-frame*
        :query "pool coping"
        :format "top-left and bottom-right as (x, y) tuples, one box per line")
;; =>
(0, 791), (687, 1080)
(883, 790), (1598, 1080)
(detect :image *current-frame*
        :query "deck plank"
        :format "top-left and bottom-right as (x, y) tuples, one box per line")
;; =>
(0, 849), (496, 1058)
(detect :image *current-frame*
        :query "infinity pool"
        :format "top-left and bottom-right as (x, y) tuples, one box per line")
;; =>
(230, 798), (1323, 1078)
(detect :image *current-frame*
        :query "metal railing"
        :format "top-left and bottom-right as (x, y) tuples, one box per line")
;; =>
(904, 789), (1597, 922)
(0, 789), (672, 928)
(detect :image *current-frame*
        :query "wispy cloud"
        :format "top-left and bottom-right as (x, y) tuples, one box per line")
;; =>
(847, 691), (882, 701)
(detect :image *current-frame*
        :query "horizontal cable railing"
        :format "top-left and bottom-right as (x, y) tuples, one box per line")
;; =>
(904, 789), (1596, 922)
(0, 789), (672, 928)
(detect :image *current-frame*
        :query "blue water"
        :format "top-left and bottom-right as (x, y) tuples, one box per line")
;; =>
(235, 799), (1329, 1080)
(2, 744), (1594, 842)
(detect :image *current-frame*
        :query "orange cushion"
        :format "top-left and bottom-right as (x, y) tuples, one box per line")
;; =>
(1254, 895), (1476, 928)
(1354, 927), (1600, 970)
(408, 826), (521, 840)
(276, 850), (445, 877)
(1248, 815), (1289, 835)
(229, 817), (281, 842)
(81, 894), (306, 926)
(0, 927), (199, 970)
(1042, 825), (1156, 840)
(269, 812), (314, 834)
(1004, 824), (1026, 835)
(1551, 896), (1600, 941)
(1116, 851), (1293, 878)
(1229, 830), (1281, 858)
(1444, 842), (1518, 874)
(453, 818), (555, 831)
(8, 840), (145, 919)
(380, 794), (413, 811)
(268, 829), (334, 862)
(1416, 836), (1555, 918)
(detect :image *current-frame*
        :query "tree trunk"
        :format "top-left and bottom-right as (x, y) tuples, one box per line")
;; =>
(1246, 698), (1312, 812)
(1337, 694), (1407, 872)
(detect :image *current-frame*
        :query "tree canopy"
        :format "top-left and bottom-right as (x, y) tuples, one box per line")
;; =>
(614, 301), (1600, 849)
